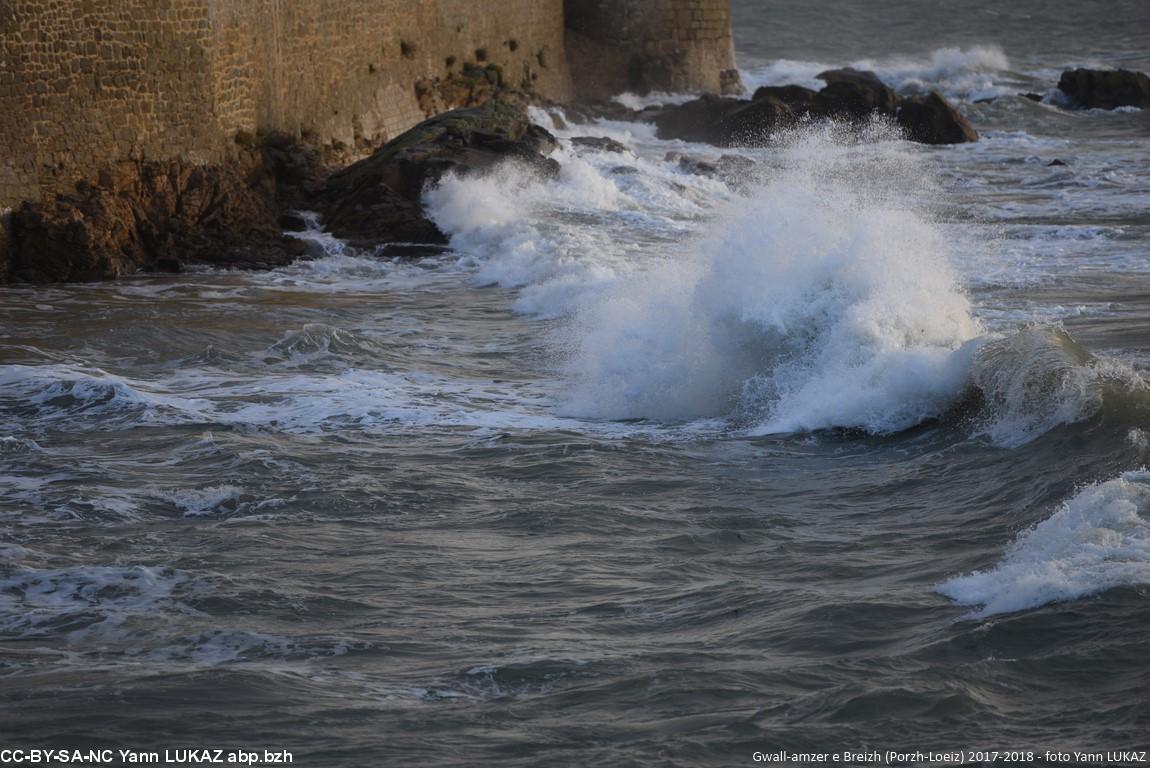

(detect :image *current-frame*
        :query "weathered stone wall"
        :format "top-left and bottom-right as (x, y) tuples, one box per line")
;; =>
(203, 0), (573, 159)
(566, 0), (738, 100)
(0, 1), (224, 209)
(0, 0), (573, 210)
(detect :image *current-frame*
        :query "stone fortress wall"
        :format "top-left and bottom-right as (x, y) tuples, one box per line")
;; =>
(0, 0), (736, 211)
(565, 0), (738, 100)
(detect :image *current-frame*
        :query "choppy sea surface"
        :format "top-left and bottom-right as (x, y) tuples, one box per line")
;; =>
(2, 1), (1150, 764)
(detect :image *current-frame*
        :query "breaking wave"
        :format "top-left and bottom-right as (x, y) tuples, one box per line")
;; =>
(561, 125), (984, 434)
(939, 471), (1150, 617)
(420, 118), (1148, 447)
(967, 326), (1147, 448)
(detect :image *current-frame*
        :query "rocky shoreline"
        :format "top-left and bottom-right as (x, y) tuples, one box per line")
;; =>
(1, 66), (1145, 285)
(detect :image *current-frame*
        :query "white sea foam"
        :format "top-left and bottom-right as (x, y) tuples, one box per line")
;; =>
(0, 363), (210, 429)
(939, 471), (1150, 617)
(561, 125), (984, 434)
(0, 352), (710, 439)
(0, 564), (194, 639)
(144, 630), (359, 664)
(425, 130), (732, 317)
(162, 486), (245, 518)
(612, 90), (701, 110)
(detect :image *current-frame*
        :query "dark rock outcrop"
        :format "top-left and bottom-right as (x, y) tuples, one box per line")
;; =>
(652, 71), (977, 147)
(896, 92), (980, 145)
(318, 100), (559, 246)
(652, 94), (795, 145)
(1057, 68), (1150, 110)
(415, 63), (511, 118)
(7, 151), (304, 283)
(752, 85), (818, 111)
(721, 95), (796, 144)
(652, 94), (739, 144)
(260, 132), (327, 211)
(0, 216), (11, 283)
(813, 68), (900, 117)
(278, 212), (310, 233)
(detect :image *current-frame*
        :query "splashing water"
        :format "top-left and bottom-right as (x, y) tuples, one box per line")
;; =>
(561, 125), (983, 433)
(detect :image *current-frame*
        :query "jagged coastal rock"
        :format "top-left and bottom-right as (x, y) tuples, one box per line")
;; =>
(1057, 68), (1150, 109)
(896, 93), (981, 144)
(653, 68), (978, 146)
(6, 151), (305, 283)
(317, 100), (559, 248)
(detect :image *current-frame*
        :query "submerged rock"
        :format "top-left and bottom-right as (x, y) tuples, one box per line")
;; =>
(570, 136), (629, 154)
(1057, 68), (1150, 110)
(667, 152), (757, 189)
(319, 100), (559, 246)
(896, 92), (980, 145)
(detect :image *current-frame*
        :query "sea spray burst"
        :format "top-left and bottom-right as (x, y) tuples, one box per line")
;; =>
(562, 124), (983, 433)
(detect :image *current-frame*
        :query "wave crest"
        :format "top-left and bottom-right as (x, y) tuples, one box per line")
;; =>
(562, 126), (982, 433)
(939, 471), (1150, 617)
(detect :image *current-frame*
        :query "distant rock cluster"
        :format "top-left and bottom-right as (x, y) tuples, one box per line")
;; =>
(651, 67), (978, 146)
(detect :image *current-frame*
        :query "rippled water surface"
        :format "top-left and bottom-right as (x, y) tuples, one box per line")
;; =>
(3, 2), (1150, 765)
